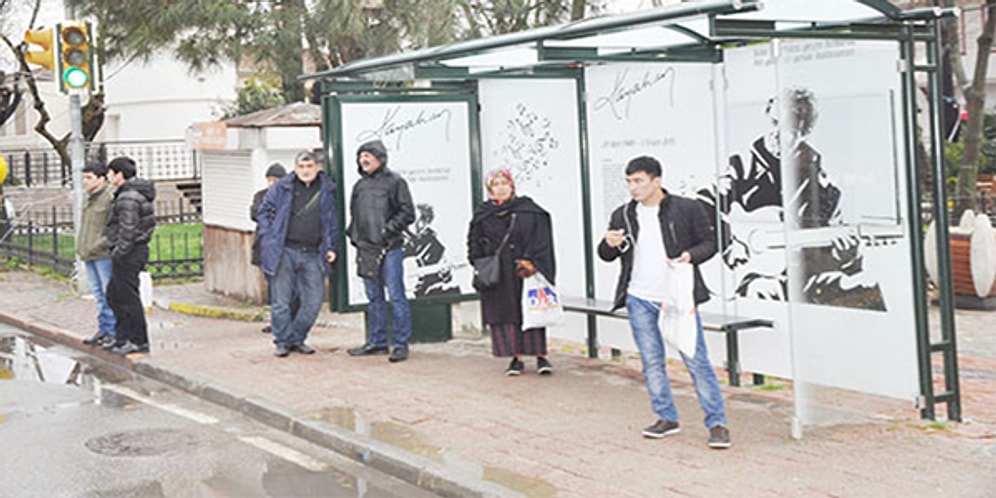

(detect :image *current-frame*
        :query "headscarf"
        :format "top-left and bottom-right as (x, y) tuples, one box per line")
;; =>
(484, 168), (515, 204)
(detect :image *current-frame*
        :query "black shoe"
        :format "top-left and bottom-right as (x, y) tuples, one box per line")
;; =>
(291, 343), (315, 355)
(274, 344), (291, 357)
(261, 325), (272, 334)
(99, 334), (117, 347)
(708, 425), (732, 449)
(102, 339), (124, 351)
(110, 341), (149, 356)
(83, 331), (111, 346)
(642, 420), (681, 439)
(388, 347), (409, 363)
(347, 344), (389, 356)
(505, 358), (524, 376)
(537, 357), (553, 375)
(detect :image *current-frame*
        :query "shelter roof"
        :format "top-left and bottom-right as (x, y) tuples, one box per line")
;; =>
(301, 0), (941, 82)
(223, 102), (321, 128)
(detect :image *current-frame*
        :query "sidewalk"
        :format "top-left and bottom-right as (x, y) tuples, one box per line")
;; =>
(1, 269), (994, 497)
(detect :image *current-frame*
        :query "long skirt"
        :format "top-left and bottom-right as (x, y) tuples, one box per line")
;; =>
(489, 323), (547, 357)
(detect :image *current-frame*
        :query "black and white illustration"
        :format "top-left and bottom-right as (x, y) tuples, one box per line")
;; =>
(402, 203), (464, 297)
(495, 103), (560, 188)
(700, 87), (889, 311)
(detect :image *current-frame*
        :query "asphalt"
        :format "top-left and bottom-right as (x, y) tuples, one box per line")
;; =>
(1, 268), (995, 497)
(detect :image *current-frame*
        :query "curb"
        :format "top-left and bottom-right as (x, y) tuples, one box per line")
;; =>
(154, 298), (265, 323)
(133, 361), (520, 498)
(0, 309), (519, 498)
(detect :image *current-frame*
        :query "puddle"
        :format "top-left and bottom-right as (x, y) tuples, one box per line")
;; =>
(483, 466), (557, 497)
(0, 331), (131, 390)
(370, 421), (445, 463)
(313, 405), (359, 432)
(85, 428), (203, 457)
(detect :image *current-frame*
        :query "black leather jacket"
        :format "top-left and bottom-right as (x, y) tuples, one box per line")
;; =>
(107, 178), (156, 260)
(598, 190), (716, 310)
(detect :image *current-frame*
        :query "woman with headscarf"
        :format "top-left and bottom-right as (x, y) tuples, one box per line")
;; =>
(467, 169), (556, 376)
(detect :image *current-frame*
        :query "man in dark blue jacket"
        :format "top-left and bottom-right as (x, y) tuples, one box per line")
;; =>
(257, 151), (338, 357)
(598, 156), (731, 449)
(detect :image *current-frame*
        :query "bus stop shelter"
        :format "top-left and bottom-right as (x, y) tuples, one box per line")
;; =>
(302, 0), (962, 434)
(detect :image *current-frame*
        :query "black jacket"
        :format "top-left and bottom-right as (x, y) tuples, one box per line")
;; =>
(347, 140), (415, 276)
(597, 190), (716, 310)
(467, 196), (555, 325)
(249, 187), (268, 266)
(106, 178), (156, 260)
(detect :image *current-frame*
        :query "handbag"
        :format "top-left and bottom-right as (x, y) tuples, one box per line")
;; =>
(521, 272), (565, 329)
(471, 214), (516, 291)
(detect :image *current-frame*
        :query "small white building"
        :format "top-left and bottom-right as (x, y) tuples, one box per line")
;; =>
(198, 102), (322, 302)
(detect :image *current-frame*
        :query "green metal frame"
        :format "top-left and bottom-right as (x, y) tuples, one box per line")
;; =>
(308, 0), (961, 421)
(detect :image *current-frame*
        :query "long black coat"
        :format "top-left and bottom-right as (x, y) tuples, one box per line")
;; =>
(467, 196), (555, 326)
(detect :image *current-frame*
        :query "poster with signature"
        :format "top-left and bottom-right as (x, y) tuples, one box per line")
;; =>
(338, 99), (474, 306)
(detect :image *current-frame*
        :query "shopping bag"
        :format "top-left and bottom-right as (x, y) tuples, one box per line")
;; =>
(657, 262), (698, 358)
(521, 272), (564, 329)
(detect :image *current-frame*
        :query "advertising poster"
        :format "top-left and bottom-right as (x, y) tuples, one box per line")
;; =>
(478, 78), (586, 340)
(338, 99), (474, 306)
(724, 39), (918, 399)
(584, 62), (720, 351)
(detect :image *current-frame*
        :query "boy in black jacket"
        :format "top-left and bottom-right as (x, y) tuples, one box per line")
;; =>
(598, 156), (731, 449)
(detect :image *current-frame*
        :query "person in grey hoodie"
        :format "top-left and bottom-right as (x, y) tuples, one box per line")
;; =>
(79, 162), (117, 347)
(346, 140), (416, 363)
(104, 156), (156, 356)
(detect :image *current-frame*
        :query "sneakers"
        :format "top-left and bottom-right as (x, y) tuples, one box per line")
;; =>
(274, 344), (291, 357)
(290, 343), (315, 355)
(347, 343), (389, 356)
(83, 331), (112, 346)
(708, 425), (732, 449)
(109, 341), (149, 356)
(388, 347), (409, 363)
(642, 420), (681, 438)
(505, 358), (524, 376)
(537, 357), (553, 375)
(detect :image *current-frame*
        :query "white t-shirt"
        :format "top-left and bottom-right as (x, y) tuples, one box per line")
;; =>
(628, 203), (669, 301)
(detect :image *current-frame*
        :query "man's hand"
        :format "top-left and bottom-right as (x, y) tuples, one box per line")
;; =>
(671, 251), (692, 264)
(604, 229), (626, 248)
(326, 251), (337, 264)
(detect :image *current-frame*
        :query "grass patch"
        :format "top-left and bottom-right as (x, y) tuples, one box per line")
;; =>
(756, 383), (786, 391)
(4, 223), (202, 263)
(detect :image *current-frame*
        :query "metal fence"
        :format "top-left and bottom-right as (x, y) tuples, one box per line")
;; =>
(1, 139), (199, 187)
(0, 202), (203, 280)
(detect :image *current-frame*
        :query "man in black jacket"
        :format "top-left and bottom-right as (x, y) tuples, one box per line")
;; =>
(104, 156), (156, 355)
(598, 156), (730, 449)
(346, 140), (416, 363)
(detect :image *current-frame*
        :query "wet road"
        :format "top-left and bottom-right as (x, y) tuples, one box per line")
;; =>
(0, 324), (439, 498)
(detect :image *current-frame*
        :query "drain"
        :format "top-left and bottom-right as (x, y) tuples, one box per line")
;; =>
(85, 428), (201, 457)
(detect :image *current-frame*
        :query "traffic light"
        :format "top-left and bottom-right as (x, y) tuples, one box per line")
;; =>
(23, 27), (56, 71)
(58, 21), (94, 92)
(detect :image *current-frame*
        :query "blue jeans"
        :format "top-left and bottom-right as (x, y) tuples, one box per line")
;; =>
(85, 258), (116, 336)
(626, 294), (728, 428)
(270, 247), (325, 346)
(363, 248), (411, 348)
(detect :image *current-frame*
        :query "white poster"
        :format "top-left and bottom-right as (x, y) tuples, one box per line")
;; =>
(723, 39), (918, 400)
(478, 78), (586, 340)
(338, 99), (474, 306)
(584, 62), (721, 352)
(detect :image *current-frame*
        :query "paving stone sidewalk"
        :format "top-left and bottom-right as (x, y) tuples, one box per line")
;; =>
(1, 269), (994, 497)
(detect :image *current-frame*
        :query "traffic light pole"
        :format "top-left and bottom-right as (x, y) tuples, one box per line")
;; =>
(69, 93), (87, 295)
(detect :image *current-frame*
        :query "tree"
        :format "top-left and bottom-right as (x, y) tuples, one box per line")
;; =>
(67, 0), (602, 113)
(953, 0), (996, 216)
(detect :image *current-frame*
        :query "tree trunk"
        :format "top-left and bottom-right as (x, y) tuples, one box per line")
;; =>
(956, 0), (996, 217)
(570, 0), (585, 20)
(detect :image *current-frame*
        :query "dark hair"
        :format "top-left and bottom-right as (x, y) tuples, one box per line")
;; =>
(82, 162), (108, 177)
(625, 156), (662, 178)
(107, 156), (137, 179)
(785, 87), (817, 136)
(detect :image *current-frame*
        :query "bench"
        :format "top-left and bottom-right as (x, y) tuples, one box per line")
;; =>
(560, 296), (772, 387)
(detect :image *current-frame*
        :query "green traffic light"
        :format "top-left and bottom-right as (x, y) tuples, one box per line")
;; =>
(62, 66), (89, 89)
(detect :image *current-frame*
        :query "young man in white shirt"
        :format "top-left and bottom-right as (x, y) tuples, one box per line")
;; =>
(598, 155), (731, 449)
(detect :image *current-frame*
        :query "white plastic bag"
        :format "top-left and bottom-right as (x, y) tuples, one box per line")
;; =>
(140, 271), (154, 311)
(657, 262), (698, 357)
(521, 272), (564, 329)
